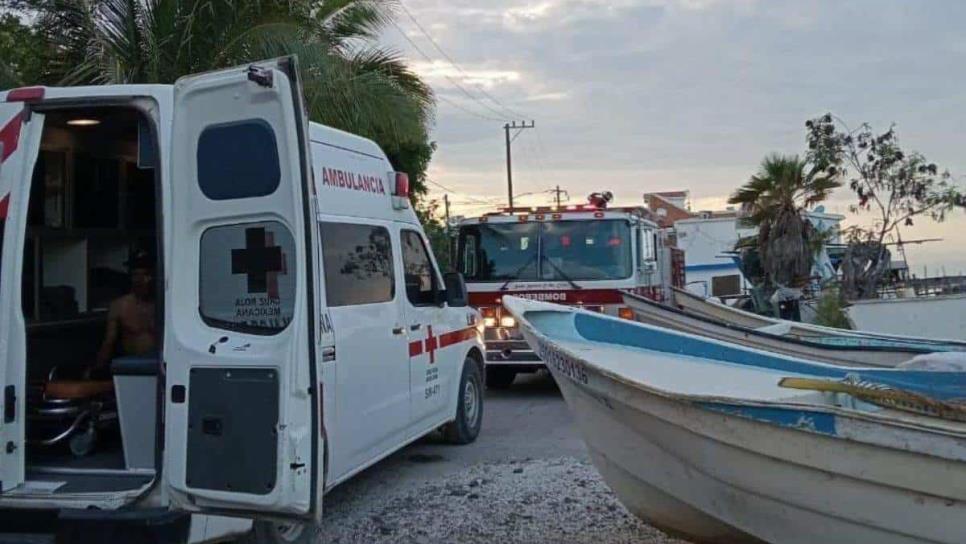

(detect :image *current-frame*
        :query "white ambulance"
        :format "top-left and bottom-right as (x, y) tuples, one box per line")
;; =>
(0, 57), (484, 543)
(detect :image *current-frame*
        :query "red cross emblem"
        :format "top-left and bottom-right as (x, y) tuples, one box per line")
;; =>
(423, 325), (438, 364)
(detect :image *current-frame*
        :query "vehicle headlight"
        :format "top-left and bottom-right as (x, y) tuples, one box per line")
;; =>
(499, 316), (516, 328)
(483, 317), (498, 328)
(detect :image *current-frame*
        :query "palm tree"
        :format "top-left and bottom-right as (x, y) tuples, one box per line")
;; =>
(8, 0), (433, 163)
(728, 154), (840, 289)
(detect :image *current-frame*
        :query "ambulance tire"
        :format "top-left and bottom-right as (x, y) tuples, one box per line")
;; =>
(243, 520), (319, 544)
(444, 357), (483, 445)
(485, 367), (517, 389)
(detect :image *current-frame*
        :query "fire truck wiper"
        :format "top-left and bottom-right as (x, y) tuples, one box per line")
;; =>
(540, 254), (583, 290)
(499, 253), (539, 291)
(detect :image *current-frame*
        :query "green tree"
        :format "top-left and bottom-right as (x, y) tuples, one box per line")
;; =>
(1, 0), (435, 198)
(0, 12), (44, 87)
(805, 114), (966, 298)
(729, 154), (840, 292)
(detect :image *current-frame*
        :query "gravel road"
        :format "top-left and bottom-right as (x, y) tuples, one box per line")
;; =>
(319, 371), (686, 544)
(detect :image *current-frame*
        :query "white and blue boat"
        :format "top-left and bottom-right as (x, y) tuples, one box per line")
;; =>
(504, 295), (966, 544)
(671, 287), (966, 351)
(622, 290), (946, 368)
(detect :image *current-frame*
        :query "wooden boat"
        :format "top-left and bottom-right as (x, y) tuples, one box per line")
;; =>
(504, 295), (966, 544)
(622, 291), (931, 368)
(846, 294), (966, 342)
(672, 287), (966, 350)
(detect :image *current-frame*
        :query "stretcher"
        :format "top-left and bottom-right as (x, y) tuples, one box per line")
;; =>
(27, 368), (118, 457)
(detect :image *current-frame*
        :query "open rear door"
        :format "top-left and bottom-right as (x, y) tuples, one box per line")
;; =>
(0, 96), (43, 493)
(164, 58), (319, 518)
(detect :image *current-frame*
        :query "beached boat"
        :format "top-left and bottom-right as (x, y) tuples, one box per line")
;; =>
(673, 287), (966, 350)
(504, 295), (966, 544)
(846, 294), (966, 342)
(622, 291), (932, 367)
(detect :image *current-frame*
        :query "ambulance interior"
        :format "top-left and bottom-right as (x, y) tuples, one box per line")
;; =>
(21, 106), (160, 493)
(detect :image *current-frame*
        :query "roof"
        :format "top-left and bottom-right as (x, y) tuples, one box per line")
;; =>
(644, 193), (692, 227)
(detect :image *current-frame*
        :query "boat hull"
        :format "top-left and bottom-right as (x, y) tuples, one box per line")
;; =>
(623, 292), (917, 367)
(673, 287), (966, 349)
(545, 357), (966, 544)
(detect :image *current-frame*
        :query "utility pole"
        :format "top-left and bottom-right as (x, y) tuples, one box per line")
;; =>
(552, 185), (568, 208)
(504, 120), (535, 208)
(443, 193), (452, 264)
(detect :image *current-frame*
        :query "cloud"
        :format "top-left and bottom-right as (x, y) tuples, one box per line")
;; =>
(524, 91), (569, 102)
(410, 60), (521, 89)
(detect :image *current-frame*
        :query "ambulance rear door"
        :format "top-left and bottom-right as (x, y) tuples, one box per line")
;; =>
(0, 94), (44, 493)
(163, 58), (320, 519)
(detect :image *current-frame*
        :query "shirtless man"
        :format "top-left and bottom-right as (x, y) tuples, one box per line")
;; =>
(91, 254), (157, 377)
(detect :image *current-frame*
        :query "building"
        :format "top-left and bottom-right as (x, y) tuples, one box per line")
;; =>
(644, 190), (844, 299)
(674, 213), (754, 298)
(643, 190), (692, 228)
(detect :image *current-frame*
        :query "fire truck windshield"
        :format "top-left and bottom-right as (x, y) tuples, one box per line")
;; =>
(458, 220), (633, 282)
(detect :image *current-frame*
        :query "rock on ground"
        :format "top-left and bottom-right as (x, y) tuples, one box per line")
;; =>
(320, 456), (684, 544)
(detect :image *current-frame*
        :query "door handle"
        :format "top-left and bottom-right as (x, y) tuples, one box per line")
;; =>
(410, 323), (422, 331)
(392, 327), (405, 335)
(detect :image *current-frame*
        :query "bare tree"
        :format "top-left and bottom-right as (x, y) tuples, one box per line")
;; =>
(806, 114), (966, 298)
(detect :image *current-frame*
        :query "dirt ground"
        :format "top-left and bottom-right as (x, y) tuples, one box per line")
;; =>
(318, 371), (686, 543)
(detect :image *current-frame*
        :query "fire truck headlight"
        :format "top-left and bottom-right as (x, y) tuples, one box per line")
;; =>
(499, 316), (516, 328)
(483, 317), (498, 328)
(618, 307), (635, 320)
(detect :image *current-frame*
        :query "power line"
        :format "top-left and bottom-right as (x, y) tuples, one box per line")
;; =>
(389, 18), (509, 121)
(435, 94), (505, 122)
(425, 178), (502, 205)
(397, 1), (529, 120)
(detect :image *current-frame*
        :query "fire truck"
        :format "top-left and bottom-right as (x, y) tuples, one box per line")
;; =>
(455, 193), (685, 388)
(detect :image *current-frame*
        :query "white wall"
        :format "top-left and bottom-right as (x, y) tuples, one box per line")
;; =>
(675, 217), (754, 266)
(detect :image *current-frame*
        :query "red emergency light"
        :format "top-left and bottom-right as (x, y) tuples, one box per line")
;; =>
(390, 171), (410, 210)
(393, 172), (410, 198)
(6, 87), (45, 103)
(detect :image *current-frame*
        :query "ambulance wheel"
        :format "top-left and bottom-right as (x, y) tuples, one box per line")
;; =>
(243, 520), (318, 544)
(444, 357), (483, 445)
(485, 367), (516, 389)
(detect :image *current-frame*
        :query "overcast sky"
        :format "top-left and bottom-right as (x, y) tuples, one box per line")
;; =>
(382, 0), (966, 273)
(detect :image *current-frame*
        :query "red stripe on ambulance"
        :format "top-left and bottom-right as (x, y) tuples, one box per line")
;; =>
(0, 109), (25, 162)
(408, 325), (478, 363)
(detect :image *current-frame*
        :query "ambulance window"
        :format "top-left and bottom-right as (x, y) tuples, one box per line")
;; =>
(199, 221), (297, 334)
(197, 119), (280, 200)
(319, 223), (394, 306)
(402, 230), (437, 306)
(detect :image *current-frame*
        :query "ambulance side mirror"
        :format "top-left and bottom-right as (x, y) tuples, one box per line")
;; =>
(442, 272), (469, 307)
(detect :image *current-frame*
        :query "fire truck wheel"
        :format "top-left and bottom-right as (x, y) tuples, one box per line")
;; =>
(243, 520), (319, 544)
(444, 356), (483, 445)
(485, 367), (517, 389)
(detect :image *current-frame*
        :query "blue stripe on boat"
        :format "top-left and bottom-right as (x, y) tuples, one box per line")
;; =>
(699, 402), (838, 436)
(557, 311), (966, 401)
